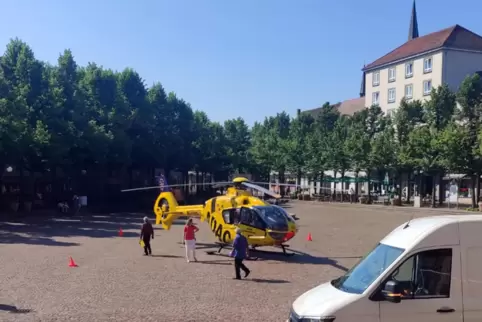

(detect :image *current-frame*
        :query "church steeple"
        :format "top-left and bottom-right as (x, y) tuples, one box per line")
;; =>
(408, 0), (419, 41)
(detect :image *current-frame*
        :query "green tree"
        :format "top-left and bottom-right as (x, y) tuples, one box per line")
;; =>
(455, 73), (482, 206)
(326, 115), (351, 198)
(224, 117), (251, 174)
(250, 112), (291, 193)
(392, 98), (424, 202)
(305, 103), (339, 192)
(345, 109), (370, 196)
(286, 112), (314, 188)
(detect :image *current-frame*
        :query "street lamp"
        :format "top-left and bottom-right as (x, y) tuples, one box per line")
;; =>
(5, 166), (13, 173)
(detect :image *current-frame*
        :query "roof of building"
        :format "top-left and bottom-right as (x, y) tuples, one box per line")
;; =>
(303, 97), (365, 117)
(364, 24), (482, 71)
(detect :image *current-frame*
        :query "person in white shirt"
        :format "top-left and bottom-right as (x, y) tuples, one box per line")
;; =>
(348, 187), (355, 203)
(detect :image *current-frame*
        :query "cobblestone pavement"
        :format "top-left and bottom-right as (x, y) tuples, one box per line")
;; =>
(0, 203), (437, 322)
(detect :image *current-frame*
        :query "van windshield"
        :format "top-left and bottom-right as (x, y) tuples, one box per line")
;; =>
(331, 243), (404, 294)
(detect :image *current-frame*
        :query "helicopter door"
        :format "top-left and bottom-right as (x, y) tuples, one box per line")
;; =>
(222, 209), (235, 224)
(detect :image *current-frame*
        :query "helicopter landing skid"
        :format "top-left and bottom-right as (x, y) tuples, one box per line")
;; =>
(278, 244), (295, 257)
(250, 244), (295, 257)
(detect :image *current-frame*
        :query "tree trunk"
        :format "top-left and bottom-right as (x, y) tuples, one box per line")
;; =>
(319, 171), (324, 195)
(340, 171), (345, 202)
(438, 171), (444, 205)
(431, 172), (437, 208)
(366, 171), (372, 204)
(278, 170), (285, 196)
(182, 170), (189, 196)
(471, 174), (477, 208)
(332, 171), (337, 200)
(397, 170), (403, 200)
(476, 173), (481, 203)
(406, 170), (412, 203)
(418, 172), (423, 197)
(296, 169), (302, 194)
(354, 171), (359, 197)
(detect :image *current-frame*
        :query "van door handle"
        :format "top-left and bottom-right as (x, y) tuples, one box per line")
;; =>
(437, 308), (455, 313)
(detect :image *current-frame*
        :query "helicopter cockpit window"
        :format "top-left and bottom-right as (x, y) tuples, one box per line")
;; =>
(239, 207), (266, 230)
(253, 206), (288, 231)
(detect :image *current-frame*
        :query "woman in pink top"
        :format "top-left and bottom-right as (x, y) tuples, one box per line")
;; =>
(184, 218), (199, 262)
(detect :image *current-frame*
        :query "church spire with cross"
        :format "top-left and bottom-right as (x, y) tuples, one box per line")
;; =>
(408, 0), (419, 41)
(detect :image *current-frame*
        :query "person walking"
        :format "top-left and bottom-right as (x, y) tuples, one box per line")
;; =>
(232, 227), (250, 280)
(140, 217), (154, 256)
(184, 218), (199, 262)
(348, 187), (355, 204)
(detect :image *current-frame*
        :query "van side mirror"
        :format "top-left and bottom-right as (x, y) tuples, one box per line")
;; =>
(382, 280), (402, 303)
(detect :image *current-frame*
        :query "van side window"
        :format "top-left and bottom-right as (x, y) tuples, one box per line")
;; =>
(386, 248), (452, 299)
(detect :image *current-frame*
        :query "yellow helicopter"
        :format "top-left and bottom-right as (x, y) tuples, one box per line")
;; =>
(121, 175), (299, 256)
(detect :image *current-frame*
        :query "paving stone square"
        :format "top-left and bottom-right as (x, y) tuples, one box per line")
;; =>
(0, 202), (439, 321)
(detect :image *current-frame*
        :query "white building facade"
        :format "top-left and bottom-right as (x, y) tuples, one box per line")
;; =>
(363, 24), (482, 115)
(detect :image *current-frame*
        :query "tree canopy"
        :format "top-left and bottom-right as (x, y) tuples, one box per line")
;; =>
(2, 38), (482, 208)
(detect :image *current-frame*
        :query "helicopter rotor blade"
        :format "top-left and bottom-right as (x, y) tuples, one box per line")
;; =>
(121, 183), (199, 192)
(241, 182), (281, 199)
(251, 181), (301, 187)
(121, 180), (238, 193)
(211, 182), (233, 188)
(121, 186), (161, 192)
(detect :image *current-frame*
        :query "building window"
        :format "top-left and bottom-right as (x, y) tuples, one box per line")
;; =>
(423, 80), (432, 95)
(386, 108), (395, 118)
(373, 71), (380, 86)
(424, 57), (433, 73)
(388, 67), (396, 82)
(405, 84), (413, 99)
(405, 62), (413, 78)
(388, 88), (396, 103)
(372, 91), (380, 105)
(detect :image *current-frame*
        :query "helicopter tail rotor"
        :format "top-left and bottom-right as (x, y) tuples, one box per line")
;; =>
(153, 191), (203, 230)
(154, 192), (179, 228)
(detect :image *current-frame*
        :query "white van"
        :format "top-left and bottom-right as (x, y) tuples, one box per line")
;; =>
(289, 215), (482, 322)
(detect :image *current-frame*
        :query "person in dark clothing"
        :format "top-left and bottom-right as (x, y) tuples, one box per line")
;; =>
(140, 217), (154, 255)
(232, 227), (250, 280)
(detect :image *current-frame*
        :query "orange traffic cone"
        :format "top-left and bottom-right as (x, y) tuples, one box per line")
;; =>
(119, 227), (123, 237)
(306, 233), (312, 242)
(68, 256), (78, 267)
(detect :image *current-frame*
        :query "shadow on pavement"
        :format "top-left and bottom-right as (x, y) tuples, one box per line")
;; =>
(246, 278), (289, 284)
(0, 212), (155, 246)
(197, 259), (232, 266)
(254, 249), (355, 272)
(202, 245), (356, 272)
(151, 254), (183, 258)
(0, 304), (32, 314)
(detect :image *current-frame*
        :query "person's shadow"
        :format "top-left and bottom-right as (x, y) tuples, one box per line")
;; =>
(0, 304), (32, 314)
(247, 278), (289, 284)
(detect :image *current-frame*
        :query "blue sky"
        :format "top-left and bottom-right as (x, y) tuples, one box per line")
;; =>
(1, 0), (481, 125)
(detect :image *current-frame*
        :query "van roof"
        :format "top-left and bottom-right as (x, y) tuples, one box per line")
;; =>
(380, 215), (482, 249)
